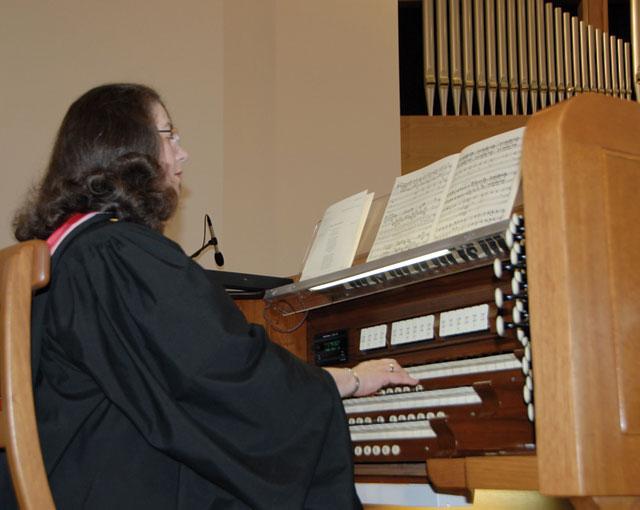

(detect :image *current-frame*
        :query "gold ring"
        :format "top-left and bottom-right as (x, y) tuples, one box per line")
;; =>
(389, 362), (395, 372)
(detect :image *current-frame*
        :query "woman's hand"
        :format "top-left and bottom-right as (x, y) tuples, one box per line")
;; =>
(325, 359), (418, 398)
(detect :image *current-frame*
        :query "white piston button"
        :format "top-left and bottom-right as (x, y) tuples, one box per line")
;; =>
(439, 304), (489, 337)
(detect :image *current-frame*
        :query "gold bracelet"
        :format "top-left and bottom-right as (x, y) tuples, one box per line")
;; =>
(344, 367), (360, 398)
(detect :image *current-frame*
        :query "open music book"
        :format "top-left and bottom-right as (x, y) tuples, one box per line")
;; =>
(367, 127), (525, 262)
(300, 190), (374, 281)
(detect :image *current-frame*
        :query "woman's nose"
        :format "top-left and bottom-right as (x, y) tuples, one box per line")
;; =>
(176, 145), (188, 163)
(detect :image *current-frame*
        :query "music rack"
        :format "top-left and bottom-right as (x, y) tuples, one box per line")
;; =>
(265, 220), (510, 314)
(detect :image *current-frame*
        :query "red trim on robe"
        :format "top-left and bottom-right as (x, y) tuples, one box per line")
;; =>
(47, 212), (101, 255)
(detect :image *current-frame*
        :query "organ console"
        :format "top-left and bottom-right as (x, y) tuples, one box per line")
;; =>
(239, 94), (640, 508)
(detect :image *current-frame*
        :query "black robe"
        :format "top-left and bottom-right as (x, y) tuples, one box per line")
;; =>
(0, 215), (360, 509)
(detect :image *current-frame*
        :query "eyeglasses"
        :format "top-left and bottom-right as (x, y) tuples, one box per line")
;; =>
(157, 127), (181, 144)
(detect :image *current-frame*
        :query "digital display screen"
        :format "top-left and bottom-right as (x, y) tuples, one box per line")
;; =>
(313, 330), (348, 365)
(317, 339), (341, 352)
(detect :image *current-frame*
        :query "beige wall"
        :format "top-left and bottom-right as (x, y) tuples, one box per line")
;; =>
(0, 0), (224, 267)
(1, 0), (401, 277)
(224, 0), (401, 275)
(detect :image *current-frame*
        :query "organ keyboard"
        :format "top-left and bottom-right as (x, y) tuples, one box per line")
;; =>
(258, 94), (640, 508)
(267, 212), (535, 470)
(406, 352), (521, 379)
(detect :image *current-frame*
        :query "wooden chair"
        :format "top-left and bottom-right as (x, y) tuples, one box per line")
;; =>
(0, 240), (55, 509)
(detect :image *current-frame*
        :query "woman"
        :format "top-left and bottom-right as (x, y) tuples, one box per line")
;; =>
(1, 84), (416, 509)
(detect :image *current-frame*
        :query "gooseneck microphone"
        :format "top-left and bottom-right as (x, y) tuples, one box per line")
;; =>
(190, 214), (225, 266)
(206, 215), (225, 267)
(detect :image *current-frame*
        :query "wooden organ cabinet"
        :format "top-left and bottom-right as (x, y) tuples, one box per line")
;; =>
(237, 94), (640, 509)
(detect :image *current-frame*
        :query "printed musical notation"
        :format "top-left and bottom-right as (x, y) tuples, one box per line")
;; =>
(433, 128), (524, 240)
(367, 154), (458, 261)
(367, 128), (524, 262)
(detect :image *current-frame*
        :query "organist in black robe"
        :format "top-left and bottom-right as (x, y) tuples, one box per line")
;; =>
(1, 84), (415, 509)
(0, 84), (361, 510)
(4, 214), (359, 509)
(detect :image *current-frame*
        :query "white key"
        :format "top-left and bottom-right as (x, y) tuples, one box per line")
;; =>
(406, 353), (521, 381)
(344, 386), (481, 414)
(350, 420), (436, 442)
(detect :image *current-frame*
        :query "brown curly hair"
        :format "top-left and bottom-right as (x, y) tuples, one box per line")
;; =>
(13, 83), (178, 241)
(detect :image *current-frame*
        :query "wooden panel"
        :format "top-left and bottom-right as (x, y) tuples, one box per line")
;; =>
(522, 93), (640, 496)
(234, 298), (308, 361)
(355, 462), (427, 484)
(578, 0), (609, 32)
(602, 152), (640, 434)
(427, 455), (538, 491)
(401, 116), (529, 173)
(306, 265), (520, 370)
(425, 457), (467, 491)
(465, 456), (538, 491)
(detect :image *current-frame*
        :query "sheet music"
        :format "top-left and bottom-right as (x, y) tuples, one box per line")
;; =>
(300, 190), (374, 281)
(432, 127), (524, 241)
(367, 155), (458, 262)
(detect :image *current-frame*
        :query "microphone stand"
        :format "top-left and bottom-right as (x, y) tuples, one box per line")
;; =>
(192, 214), (225, 266)
(191, 238), (225, 266)
(190, 239), (217, 259)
